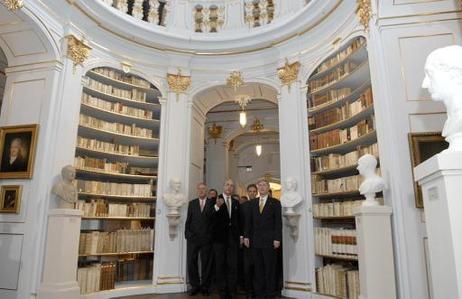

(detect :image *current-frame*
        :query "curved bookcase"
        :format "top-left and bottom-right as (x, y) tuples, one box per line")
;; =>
(75, 66), (161, 295)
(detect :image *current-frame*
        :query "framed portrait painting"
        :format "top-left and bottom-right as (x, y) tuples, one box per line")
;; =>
(0, 124), (39, 179)
(0, 185), (22, 213)
(408, 132), (449, 208)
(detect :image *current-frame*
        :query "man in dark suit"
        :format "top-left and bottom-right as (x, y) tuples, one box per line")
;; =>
(244, 180), (282, 299)
(240, 184), (258, 298)
(185, 183), (214, 296)
(212, 179), (241, 299)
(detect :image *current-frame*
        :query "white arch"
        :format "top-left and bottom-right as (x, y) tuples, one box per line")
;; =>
(224, 126), (279, 145)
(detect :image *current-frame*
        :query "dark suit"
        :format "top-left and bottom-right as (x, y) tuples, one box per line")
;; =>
(185, 198), (214, 292)
(239, 200), (255, 296)
(245, 196), (282, 298)
(0, 155), (27, 172)
(212, 194), (241, 298)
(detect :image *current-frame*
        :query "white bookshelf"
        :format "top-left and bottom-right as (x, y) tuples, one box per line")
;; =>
(307, 36), (379, 299)
(75, 67), (161, 295)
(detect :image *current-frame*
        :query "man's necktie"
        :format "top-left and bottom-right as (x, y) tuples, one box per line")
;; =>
(200, 199), (205, 212)
(259, 198), (264, 214)
(227, 197), (231, 217)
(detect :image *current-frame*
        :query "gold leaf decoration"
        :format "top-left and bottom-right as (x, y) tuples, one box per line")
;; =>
(277, 59), (300, 90)
(3, 0), (23, 11)
(66, 35), (91, 74)
(356, 0), (372, 32)
(167, 70), (191, 98)
(226, 71), (244, 91)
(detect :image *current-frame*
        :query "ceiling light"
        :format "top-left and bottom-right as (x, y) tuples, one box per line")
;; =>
(240, 111), (247, 128)
(256, 144), (262, 156)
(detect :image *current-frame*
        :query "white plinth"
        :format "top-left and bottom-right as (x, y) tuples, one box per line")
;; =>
(414, 152), (462, 299)
(37, 208), (83, 299)
(354, 205), (396, 299)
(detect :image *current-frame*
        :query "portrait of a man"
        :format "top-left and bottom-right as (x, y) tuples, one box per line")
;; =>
(0, 125), (39, 179)
(0, 185), (21, 213)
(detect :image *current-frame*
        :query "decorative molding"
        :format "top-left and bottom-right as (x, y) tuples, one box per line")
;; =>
(66, 35), (91, 73)
(2, 0), (23, 11)
(356, 0), (372, 32)
(226, 71), (244, 91)
(277, 60), (300, 91)
(167, 70), (191, 99)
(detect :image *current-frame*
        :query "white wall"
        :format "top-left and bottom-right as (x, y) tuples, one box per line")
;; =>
(367, 1), (462, 298)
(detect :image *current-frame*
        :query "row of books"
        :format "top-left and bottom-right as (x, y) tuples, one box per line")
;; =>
(76, 199), (152, 218)
(86, 77), (148, 102)
(308, 62), (358, 93)
(79, 114), (154, 138)
(312, 143), (378, 173)
(312, 200), (363, 218)
(312, 174), (361, 195)
(309, 88), (373, 129)
(79, 229), (154, 255)
(309, 87), (352, 110)
(82, 93), (154, 119)
(316, 264), (360, 299)
(76, 180), (152, 197)
(315, 38), (365, 74)
(77, 136), (141, 156)
(310, 116), (375, 151)
(315, 227), (357, 257)
(92, 67), (152, 88)
(78, 263), (116, 294)
(117, 257), (153, 281)
(75, 156), (156, 176)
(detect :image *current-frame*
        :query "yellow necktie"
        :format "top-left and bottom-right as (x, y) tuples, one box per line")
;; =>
(259, 198), (264, 213)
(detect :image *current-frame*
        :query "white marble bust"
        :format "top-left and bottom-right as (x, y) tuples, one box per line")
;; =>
(51, 165), (78, 209)
(281, 176), (303, 214)
(357, 154), (385, 206)
(162, 178), (187, 215)
(423, 46), (462, 152)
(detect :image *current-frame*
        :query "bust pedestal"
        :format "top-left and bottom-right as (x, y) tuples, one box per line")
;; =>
(37, 209), (83, 299)
(354, 205), (396, 299)
(414, 152), (462, 299)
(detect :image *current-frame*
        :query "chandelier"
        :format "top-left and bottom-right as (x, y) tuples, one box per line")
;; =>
(235, 95), (252, 128)
(251, 118), (264, 156)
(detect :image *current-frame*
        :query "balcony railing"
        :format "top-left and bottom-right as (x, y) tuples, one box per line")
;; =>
(102, 0), (169, 26)
(101, 0), (312, 33)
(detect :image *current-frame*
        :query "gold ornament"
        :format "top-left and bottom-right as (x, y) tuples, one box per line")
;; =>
(251, 118), (264, 133)
(3, 0), (23, 11)
(226, 71), (244, 91)
(277, 59), (300, 91)
(207, 123), (223, 143)
(356, 0), (372, 32)
(66, 35), (91, 74)
(167, 69), (191, 100)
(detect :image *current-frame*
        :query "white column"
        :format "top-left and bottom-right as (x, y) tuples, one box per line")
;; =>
(354, 206), (397, 299)
(414, 152), (462, 299)
(153, 86), (192, 292)
(279, 80), (314, 297)
(37, 209), (83, 299)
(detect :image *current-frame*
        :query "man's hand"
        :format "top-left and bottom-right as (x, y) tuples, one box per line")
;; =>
(273, 240), (280, 249)
(244, 238), (250, 248)
(240, 236), (244, 247)
(216, 197), (224, 207)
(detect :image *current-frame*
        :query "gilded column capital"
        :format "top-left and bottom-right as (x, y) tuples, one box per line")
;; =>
(167, 69), (191, 99)
(356, 0), (372, 33)
(66, 35), (91, 74)
(277, 59), (300, 91)
(2, 0), (24, 11)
